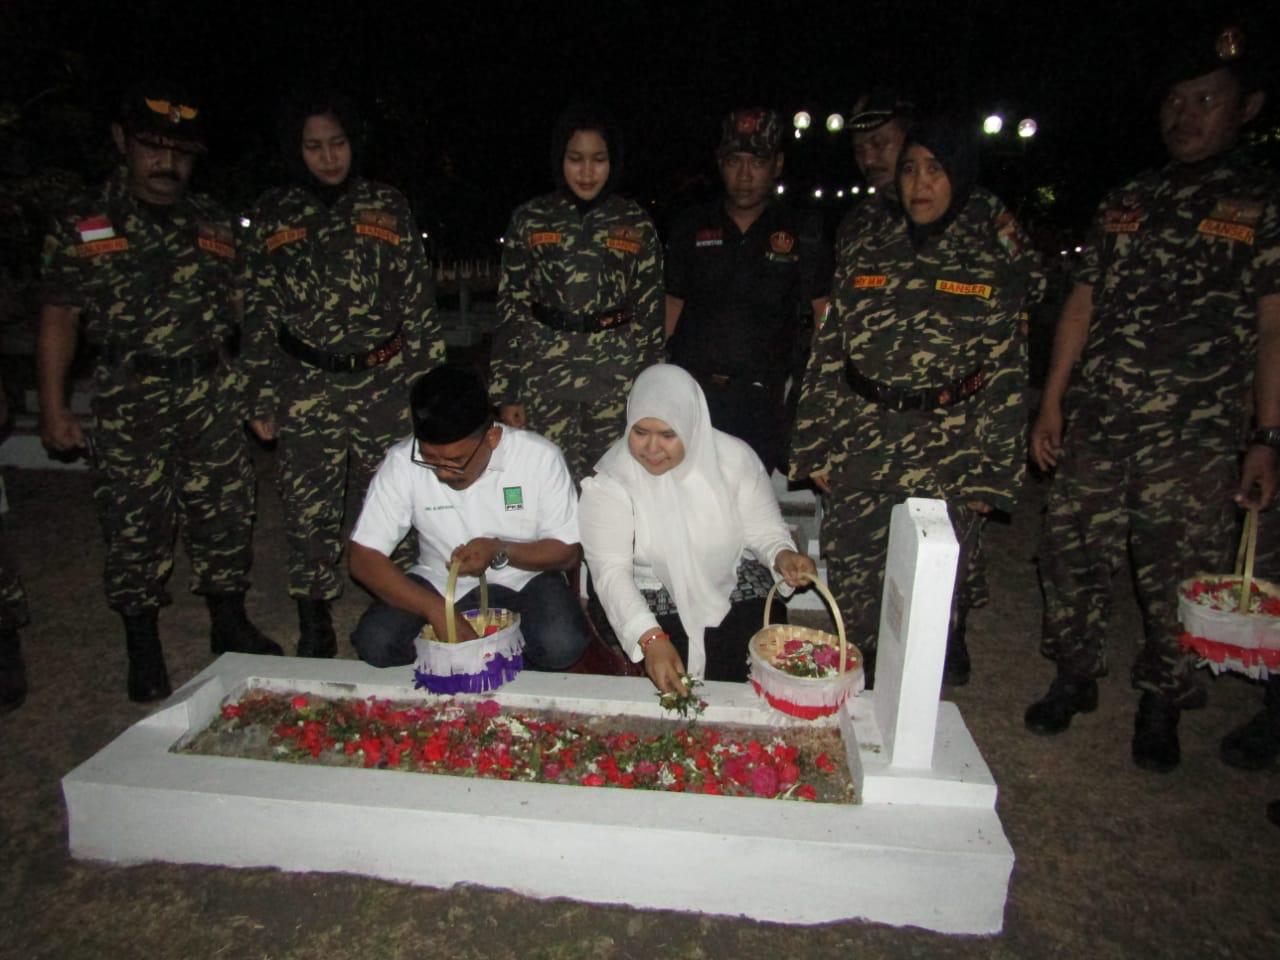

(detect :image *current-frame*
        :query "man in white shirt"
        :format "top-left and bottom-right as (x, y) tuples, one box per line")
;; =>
(348, 364), (589, 669)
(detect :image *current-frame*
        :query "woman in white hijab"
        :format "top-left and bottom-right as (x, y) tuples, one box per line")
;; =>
(580, 364), (816, 693)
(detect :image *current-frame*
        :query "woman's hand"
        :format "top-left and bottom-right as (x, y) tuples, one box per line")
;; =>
(641, 631), (688, 695)
(774, 549), (818, 588)
(249, 418), (278, 442)
(810, 471), (831, 494)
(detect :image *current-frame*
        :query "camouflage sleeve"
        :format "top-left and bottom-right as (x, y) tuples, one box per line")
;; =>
(491, 208), (531, 402)
(1246, 189), (1280, 302)
(1074, 192), (1113, 288)
(631, 212), (664, 365)
(39, 213), (88, 309)
(393, 203), (443, 374)
(240, 205), (283, 420)
(788, 267), (848, 481)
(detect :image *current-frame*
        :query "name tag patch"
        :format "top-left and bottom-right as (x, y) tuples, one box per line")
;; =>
(266, 227), (307, 252)
(853, 274), (887, 289)
(197, 222), (235, 258)
(1102, 208), (1141, 233)
(356, 210), (400, 245)
(607, 224), (642, 254)
(1197, 218), (1254, 245)
(936, 279), (993, 299)
(530, 231), (562, 247)
(75, 237), (129, 258)
(695, 228), (723, 248)
(503, 486), (524, 511)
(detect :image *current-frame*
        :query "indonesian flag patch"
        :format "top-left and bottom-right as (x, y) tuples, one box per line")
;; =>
(76, 215), (115, 243)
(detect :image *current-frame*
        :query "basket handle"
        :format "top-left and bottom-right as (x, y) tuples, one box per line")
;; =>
(1236, 507), (1259, 614)
(443, 557), (489, 644)
(763, 573), (849, 675)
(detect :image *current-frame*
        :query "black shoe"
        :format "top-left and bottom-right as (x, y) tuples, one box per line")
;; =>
(208, 593), (283, 657)
(1024, 675), (1098, 735)
(1220, 709), (1280, 770)
(123, 611), (171, 703)
(0, 626), (27, 714)
(296, 598), (336, 659)
(943, 618), (971, 687)
(1133, 691), (1181, 773)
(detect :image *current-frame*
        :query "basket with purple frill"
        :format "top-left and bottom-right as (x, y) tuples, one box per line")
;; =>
(412, 558), (524, 694)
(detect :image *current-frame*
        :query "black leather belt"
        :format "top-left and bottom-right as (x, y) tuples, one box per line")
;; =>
(100, 342), (225, 381)
(845, 360), (987, 411)
(531, 302), (634, 333)
(277, 325), (404, 373)
(687, 368), (779, 391)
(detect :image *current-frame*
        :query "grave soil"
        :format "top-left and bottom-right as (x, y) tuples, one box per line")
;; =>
(1, 453), (1277, 959)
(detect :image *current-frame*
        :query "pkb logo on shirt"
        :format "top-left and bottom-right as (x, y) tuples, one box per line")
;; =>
(503, 487), (524, 511)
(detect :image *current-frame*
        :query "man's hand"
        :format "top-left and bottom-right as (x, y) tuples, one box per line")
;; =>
(424, 603), (479, 643)
(642, 632), (688, 695)
(249, 418), (277, 442)
(451, 537), (502, 577)
(1030, 403), (1064, 472)
(40, 405), (85, 451)
(774, 549), (818, 588)
(965, 500), (993, 515)
(1236, 446), (1278, 511)
(498, 403), (526, 429)
(810, 471), (831, 494)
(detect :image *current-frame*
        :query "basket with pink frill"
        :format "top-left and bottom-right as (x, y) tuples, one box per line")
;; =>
(748, 573), (864, 720)
(1179, 508), (1280, 680)
(412, 558), (524, 694)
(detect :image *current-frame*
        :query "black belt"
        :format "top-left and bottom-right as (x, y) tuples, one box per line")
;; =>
(687, 368), (781, 391)
(845, 360), (987, 411)
(100, 342), (225, 381)
(531, 302), (634, 333)
(277, 325), (404, 373)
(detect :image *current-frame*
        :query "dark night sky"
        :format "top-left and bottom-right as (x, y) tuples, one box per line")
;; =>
(3, 0), (1277, 253)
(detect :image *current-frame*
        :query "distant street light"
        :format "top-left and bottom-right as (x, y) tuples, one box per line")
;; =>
(825, 112), (844, 133)
(813, 187), (823, 199)
(866, 186), (877, 195)
(793, 110), (812, 130)
(1017, 118), (1038, 139)
(776, 184), (786, 195)
(983, 114), (1004, 135)
(793, 128), (802, 140)
(851, 185), (861, 195)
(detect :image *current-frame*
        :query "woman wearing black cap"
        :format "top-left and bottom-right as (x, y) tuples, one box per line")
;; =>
(491, 103), (663, 484)
(242, 90), (442, 659)
(790, 115), (1041, 689)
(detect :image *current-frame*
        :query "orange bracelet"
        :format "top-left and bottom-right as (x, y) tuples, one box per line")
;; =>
(638, 631), (669, 653)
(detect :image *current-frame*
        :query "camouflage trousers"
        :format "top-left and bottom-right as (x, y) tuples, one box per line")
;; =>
(0, 522), (30, 631)
(525, 386), (629, 486)
(276, 364), (410, 600)
(91, 369), (255, 613)
(820, 485), (985, 656)
(1038, 431), (1237, 705)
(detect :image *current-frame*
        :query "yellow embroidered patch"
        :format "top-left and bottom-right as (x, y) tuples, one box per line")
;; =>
(1197, 218), (1254, 244)
(75, 237), (129, 258)
(530, 231), (562, 246)
(853, 274), (887, 289)
(935, 279), (993, 299)
(356, 223), (400, 245)
(266, 227), (306, 252)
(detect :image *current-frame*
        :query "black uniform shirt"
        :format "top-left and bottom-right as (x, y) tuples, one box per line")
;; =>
(665, 200), (832, 379)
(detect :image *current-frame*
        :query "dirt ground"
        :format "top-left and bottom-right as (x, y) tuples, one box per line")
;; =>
(1, 452), (1278, 960)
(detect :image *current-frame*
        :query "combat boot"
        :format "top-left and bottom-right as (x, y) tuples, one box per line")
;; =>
(207, 592), (283, 656)
(123, 611), (171, 703)
(943, 609), (971, 686)
(1220, 677), (1280, 771)
(1024, 674), (1098, 735)
(296, 598), (337, 659)
(0, 626), (27, 714)
(1132, 691), (1181, 773)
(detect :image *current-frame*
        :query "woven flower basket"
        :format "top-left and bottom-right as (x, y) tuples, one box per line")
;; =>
(748, 573), (863, 720)
(1179, 508), (1280, 680)
(412, 558), (524, 694)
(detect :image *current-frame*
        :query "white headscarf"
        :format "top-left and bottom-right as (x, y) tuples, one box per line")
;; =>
(594, 365), (744, 672)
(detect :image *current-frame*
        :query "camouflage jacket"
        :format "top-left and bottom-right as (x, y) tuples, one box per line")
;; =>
(242, 178), (436, 417)
(1070, 154), (1280, 453)
(490, 192), (663, 402)
(833, 193), (896, 265)
(41, 170), (240, 359)
(790, 188), (1041, 512)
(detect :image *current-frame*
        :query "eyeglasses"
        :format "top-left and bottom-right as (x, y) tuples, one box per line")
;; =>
(412, 425), (492, 476)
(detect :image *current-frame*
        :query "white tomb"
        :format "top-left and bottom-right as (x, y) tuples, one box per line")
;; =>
(63, 498), (1012, 933)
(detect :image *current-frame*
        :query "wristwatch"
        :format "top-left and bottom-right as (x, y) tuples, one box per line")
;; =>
(1248, 427), (1280, 451)
(489, 546), (510, 570)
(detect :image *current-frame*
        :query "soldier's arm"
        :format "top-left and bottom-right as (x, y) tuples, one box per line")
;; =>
(664, 295), (684, 339)
(1238, 293), (1280, 509)
(787, 287), (845, 486)
(1030, 281), (1093, 472)
(491, 210), (531, 406)
(240, 211), (283, 428)
(36, 303), (85, 451)
(398, 206), (441, 371)
(632, 215), (665, 365)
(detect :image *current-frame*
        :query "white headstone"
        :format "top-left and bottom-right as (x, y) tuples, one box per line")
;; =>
(870, 498), (958, 769)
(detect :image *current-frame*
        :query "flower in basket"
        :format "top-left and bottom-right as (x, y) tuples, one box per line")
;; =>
(772, 637), (847, 678)
(1182, 578), (1280, 616)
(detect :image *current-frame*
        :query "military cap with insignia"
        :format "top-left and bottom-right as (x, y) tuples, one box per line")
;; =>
(118, 81), (208, 155)
(717, 108), (782, 158)
(1157, 12), (1265, 93)
(848, 89), (916, 133)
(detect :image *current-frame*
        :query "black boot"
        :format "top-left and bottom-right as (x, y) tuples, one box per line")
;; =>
(296, 598), (336, 659)
(1133, 691), (1181, 773)
(943, 610), (971, 686)
(1220, 677), (1280, 771)
(0, 626), (27, 714)
(1024, 674), (1098, 735)
(123, 611), (171, 703)
(207, 593), (283, 657)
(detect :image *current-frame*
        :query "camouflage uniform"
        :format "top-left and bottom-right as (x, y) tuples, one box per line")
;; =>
(42, 171), (255, 613)
(243, 177), (441, 600)
(791, 188), (1038, 656)
(1039, 156), (1280, 704)
(492, 192), (663, 483)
